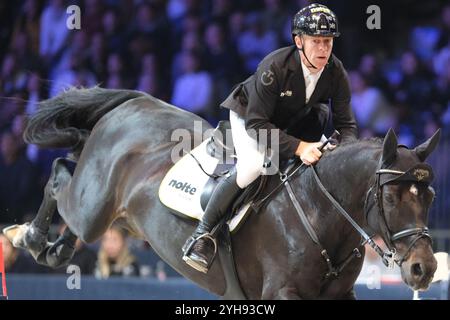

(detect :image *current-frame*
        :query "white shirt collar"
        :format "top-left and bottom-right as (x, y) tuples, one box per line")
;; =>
(300, 58), (324, 80)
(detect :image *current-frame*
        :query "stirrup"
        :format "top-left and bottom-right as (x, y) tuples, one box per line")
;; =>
(182, 233), (218, 273)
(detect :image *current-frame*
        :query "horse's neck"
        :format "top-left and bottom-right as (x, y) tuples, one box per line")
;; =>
(315, 144), (381, 223)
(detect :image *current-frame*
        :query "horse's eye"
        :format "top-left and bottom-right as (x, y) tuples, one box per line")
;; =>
(385, 193), (396, 204)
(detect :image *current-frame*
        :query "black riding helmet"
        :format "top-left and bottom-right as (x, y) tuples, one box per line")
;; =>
(292, 3), (339, 69)
(292, 3), (340, 39)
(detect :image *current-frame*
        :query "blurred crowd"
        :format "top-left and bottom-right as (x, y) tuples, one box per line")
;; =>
(0, 0), (449, 275)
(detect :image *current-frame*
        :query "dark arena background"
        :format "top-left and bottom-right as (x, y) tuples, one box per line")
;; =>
(0, 0), (449, 304)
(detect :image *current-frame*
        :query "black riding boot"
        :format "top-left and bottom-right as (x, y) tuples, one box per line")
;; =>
(182, 170), (242, 273)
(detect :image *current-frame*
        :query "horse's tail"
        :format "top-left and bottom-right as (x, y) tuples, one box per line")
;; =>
(24, 86), (146, 152)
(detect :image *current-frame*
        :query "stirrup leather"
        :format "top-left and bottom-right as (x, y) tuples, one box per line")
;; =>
(182, 233), (218, 273)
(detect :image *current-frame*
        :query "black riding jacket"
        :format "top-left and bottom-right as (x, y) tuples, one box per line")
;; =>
(221, 45), (358, 159)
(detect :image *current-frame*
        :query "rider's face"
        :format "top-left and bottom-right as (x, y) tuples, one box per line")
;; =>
(295, 35), (333, 71)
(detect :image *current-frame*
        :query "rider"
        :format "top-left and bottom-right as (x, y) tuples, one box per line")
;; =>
(183, 3), (358, 273)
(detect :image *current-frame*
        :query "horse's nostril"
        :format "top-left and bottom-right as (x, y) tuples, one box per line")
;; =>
(411, 263), (424, 278)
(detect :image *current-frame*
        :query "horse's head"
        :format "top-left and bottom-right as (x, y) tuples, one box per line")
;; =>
(368, 128), (441, 291)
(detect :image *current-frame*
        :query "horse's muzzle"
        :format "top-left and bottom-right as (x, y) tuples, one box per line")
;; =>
(400, 240), (437, 291)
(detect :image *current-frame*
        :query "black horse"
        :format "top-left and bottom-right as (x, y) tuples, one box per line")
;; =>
(4, 87), (439, 299)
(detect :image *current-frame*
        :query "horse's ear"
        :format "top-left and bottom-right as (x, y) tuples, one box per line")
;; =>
(414, 129), (441, 162)
(382, 128), (398, 166)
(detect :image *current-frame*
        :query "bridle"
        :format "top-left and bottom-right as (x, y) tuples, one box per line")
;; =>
(363, 161), (434, 267)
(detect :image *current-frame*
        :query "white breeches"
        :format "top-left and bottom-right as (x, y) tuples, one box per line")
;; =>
(229, 110), (266, 188)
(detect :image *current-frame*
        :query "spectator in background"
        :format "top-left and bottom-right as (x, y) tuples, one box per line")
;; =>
(436, 4), (450, 49)
(0, 91), (26, 133)
(9, 31), (39, 73)
(39, 0), (70, 67)
(432, 46), (450, 117)
(262, 0), (289, 43)
(95, 224), (140, 279)
(101, 8), (126, 55)
(87, 32), (108, 83)
(129, 240), (177, 280)
(1, 53), (27, 95)
(422, 112), (441, 143)
(11, 114), (27, 154)
(24, 71), (44, 116)
(409, 26), (441, 62)
(11, 0), (42, 57)
(0, 234), (48, 274)
(396, 125), (416, 150)
(171, 50), (213, 121)
(140, 54), (159, 80)
(176, 13), (203, 40)
(209, 0), (234, 26)
(52, 30), (91, 83)
(133, 1), (168, 39)
(106, 73), (125, 89)
(171, 31), (204, 85)
(166, 0), (188, 23)
(237, 12), (278, 75)
(24, 71), (44, 163)
(105, 52), (131, 89)
(358, 54), (387, 92)
(349, 70), (395, 136)
(0, 131), (40, 224)
(228, 11), (245, 47)
(155, 260), (168, 281)
(136, 73), (159, 97)
(81, 0), (104, 37)
(394, 52), (433, 112)
(204, 22), (241, 105)
(129, 2), (171, 67)
(136, 54), (166, 99)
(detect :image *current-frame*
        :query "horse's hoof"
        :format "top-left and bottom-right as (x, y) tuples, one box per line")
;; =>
(46, 240), (75, 268)
(2, 223), (30, 249)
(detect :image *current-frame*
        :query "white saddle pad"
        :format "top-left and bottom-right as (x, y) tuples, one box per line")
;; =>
(158, 139), (251, 233)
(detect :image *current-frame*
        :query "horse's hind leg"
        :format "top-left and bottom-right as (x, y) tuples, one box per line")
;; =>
(3, 157), (78, 268)
(40, 225), (78, 268)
